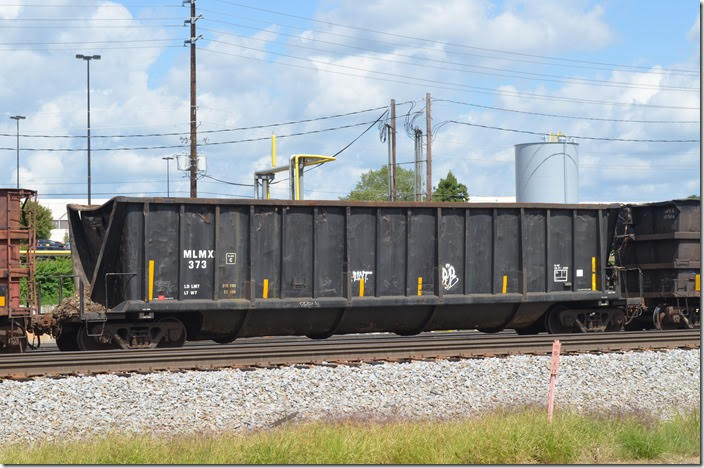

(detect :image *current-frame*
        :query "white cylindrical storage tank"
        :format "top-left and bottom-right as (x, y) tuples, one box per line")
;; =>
(515, 140), (579, 203)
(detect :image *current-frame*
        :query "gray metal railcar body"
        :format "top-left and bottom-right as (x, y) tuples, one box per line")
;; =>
(68, 198), (624, 344)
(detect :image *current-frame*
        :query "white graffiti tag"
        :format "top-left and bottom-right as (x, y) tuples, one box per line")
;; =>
(352, 270), (373, 282)
(441, 263), (459, 290)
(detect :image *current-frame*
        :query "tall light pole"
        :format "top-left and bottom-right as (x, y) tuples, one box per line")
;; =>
(162, 156), (174, 197)
(9, 115), (25, 189)
(75, 53), (100, 205)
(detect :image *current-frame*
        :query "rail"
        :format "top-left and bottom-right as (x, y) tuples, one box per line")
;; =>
(0, 329), (698, 379)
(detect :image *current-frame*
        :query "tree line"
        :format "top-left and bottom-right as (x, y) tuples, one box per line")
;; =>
(342, 166), (469, 202)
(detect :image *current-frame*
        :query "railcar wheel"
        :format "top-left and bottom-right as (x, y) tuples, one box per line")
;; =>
(56, 326), (80, 351)
(0, 320), (28, 353)
(545, 307), (577, 334)
(213, 337), (236, 344)
(515, 320), (545, 335)
(156, 318), (187, 348)
(477, 327), (503, 334)
(77, 326), (117, 351)
(306, 333), (333, 340)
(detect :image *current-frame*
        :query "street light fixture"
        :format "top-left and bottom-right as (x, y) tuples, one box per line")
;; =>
(162, 156), (174, 197)
(9, 115), (25, 189)
(75, 53), (101, 205)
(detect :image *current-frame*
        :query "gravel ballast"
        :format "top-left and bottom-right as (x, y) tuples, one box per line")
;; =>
(0, 348), (699, 445)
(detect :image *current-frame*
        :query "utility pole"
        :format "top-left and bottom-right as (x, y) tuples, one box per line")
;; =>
(9, 115), (25, 189)
(414, 128), (423, 201)
(184, 0), (201, 198)
(75, 54), (100, 206)
(162, 156), (174, 197)
(390, 98), (396, 201)
(425, 92), (432, 201)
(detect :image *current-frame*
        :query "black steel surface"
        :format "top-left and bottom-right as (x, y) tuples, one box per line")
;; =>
(68, 198), (623, 340)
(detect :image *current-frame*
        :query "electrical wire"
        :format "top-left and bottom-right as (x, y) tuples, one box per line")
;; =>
(433, 99), (700, 124)
(270, 109), (389, 186)
(0, 38), (180, 45)
(209, 37), (697, 98)
(0, 103), (410, 138)
(0, 3), (182, 7)
(0, 45), (183, 52)
(198, 46), (699, 110)
(209, 0), (699, 75)
(201, 174), (253, 187)
(37, 190), (254, 198)
(446, 120), (699, 143)
(0, 120), (381, 152)
(1, 24), (183, 29)
(200, 27), (697, 93)
(199, 15), (692, 79)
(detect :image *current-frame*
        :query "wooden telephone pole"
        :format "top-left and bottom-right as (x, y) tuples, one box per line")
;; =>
(425, 92), (432, 201)
(185, 0), (200, 197)
(390, 99), (397, 200)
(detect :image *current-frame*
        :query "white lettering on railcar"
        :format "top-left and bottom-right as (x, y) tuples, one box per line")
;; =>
(183, 249), (214, 269)
(441, 263), (459, 291)
(183, 249), (215, 259)
(225, 252), (237, 265)
(352, 270), (373, 282)
(183, 283), (201, 296)
(553, 264), (568, 282)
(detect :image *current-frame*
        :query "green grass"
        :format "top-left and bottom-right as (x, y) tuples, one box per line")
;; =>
(1, 407), (699, 464)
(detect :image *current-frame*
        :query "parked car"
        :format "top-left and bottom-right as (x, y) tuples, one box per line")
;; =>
(36, 239), (64, 250)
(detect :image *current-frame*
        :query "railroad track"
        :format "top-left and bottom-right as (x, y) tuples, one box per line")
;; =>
(1, 329), (699, 379)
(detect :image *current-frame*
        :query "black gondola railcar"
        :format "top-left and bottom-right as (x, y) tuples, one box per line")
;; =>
(58, 197), (626, 350)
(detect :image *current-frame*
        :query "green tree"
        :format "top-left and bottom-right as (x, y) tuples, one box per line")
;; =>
(342, 165), (417, 201)
(687, 194), (699, 199)
(21, 201), (53, 240)
(433, 170), (469, 202)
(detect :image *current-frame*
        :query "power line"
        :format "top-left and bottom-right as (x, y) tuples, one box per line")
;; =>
(0, 120), (381, 152)
(272, 110), (389, 186)
(447, 120), (699, 143)
(0, 17), (182, 21)
(0, 3), (182, 7)
(37, 190), (254, 198)
(1, 24), (183, 29)
(434, 99), (700, 124)
(0, 103), (408, 138)
(199, 44), (699, 110)
(0, 44), (182, 52)
(200, 15), (690, 79)
(199, 25), (697, 92)
(202, 174), (253, 187)
(0, 38), (180, 45)
(209, 0), (699, 75)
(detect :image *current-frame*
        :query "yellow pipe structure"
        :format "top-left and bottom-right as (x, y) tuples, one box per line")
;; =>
(294, 154), (301, 200)
(290, 154), (336, 200)
(271, 134), (277, 168)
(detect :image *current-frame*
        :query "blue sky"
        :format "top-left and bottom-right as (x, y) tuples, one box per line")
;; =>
(0, 0), (700, 204)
